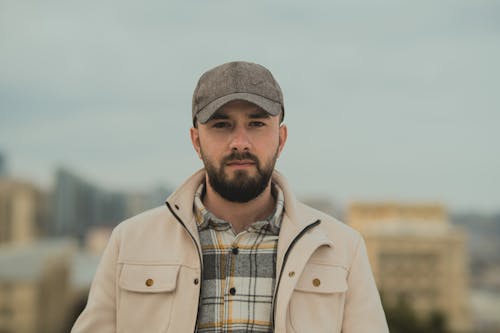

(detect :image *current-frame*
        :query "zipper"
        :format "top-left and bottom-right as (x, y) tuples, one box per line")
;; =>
(271, 219), (321, 331)
(166, 201), (203, 333)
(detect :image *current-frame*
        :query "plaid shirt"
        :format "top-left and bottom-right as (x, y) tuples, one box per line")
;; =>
(193, 182), (284, 333)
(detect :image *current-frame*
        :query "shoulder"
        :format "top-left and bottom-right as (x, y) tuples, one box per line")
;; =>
(111, 205), (176, 242)
(109, 205), (193, 262)
(118, 205), (172, 228)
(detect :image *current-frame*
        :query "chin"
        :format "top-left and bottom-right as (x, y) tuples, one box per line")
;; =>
(228, 169), (256, 180)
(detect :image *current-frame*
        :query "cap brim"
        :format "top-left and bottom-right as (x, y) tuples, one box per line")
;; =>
(196, 92), (282, 124)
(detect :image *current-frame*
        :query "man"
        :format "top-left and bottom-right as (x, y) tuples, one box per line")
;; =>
(72, 61), (389, 333)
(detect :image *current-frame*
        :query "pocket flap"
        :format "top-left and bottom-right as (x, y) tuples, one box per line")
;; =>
(295, 264), (348, 294)
(119, 264), (180, 293)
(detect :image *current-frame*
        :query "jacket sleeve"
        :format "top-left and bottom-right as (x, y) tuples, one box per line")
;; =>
(342, 234), (389, 333)
(71, 226), (121, 333)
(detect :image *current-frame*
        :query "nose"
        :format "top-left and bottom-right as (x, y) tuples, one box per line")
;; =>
(229, 126), (251, 152)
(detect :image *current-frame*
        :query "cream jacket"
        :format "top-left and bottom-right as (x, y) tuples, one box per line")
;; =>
(72, 170), (389, 333)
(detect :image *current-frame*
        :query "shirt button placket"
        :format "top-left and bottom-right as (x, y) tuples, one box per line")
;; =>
(228, 242), (239, 299)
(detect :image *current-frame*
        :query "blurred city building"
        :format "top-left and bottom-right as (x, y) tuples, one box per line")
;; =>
(0, 239), (77, 333)
(0, 160), (173, 332)
(347, 202), (471, 333)
(53, 167), (171, 242)
(0, 178), (49, 245)
(53, 168), (125, 241)
(0, 153), (6, 177)
(453, 212), (500, 331)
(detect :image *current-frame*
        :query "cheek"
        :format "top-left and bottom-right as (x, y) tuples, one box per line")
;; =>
(258, 133), (280, 151)
(199, 143), (221, 166)
(198, 133), (225, 155)
(253, 140), (280, 164)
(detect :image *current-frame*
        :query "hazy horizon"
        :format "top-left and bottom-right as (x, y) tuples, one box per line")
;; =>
(1, 0), (499, 213)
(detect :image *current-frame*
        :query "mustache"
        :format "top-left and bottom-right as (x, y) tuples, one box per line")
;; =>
(223, 151), (259, 164)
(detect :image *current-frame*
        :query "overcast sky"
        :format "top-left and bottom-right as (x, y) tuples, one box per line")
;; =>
(1, 0), (499, 213)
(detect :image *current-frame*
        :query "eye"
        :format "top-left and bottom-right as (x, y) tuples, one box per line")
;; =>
(212, 121), (231, 129)
(249, 121), (265, 127)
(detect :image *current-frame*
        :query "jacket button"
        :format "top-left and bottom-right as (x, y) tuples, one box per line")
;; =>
(194, 278), (199, 285)
(288, 271), (295, 277)
(145, 278), (154, 287)
(312, 278), (321, 287)
(232, 247), (239, 255)
(229, 287), (236, 295)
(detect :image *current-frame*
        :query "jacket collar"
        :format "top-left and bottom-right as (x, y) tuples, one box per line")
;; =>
(164, 169), (205, 246)
(165, 169), (315, 226)
(164, 168), (329, 259)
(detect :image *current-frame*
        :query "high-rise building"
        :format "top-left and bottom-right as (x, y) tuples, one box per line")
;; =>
(0, 179), (47, 245)
(53, 168), (127, 240)
(0, 153), (6, 177)
(347, 202), (471, 333)
(52, 167), (171, 241)
(53, 168), (97, 238)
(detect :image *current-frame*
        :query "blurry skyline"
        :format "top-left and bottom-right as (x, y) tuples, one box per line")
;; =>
(1, 0), (499, 213)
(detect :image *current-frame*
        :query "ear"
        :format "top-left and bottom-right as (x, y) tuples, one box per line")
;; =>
(190, 127), (202, 159)
(277, 124), (288, 156)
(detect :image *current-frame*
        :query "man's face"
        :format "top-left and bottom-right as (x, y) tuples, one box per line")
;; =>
(190, 100), (287, 202)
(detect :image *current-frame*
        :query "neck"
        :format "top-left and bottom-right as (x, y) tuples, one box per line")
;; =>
(202, 176), (276, 234)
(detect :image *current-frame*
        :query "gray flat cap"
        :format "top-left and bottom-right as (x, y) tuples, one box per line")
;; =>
(192, 61), (284, 124)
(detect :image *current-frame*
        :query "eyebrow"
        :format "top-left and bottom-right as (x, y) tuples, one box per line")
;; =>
(248, 110), (271, 119)
(210, 113), (229, 120)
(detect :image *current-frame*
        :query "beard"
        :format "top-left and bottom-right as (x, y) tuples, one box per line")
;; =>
(202, 149), (278, 203)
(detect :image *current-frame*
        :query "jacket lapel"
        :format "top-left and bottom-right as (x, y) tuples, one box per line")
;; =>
(164, 169), (206, 258)
(272, 171), (334, 331)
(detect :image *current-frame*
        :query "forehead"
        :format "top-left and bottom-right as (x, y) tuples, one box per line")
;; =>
(211, 100), (269, 119)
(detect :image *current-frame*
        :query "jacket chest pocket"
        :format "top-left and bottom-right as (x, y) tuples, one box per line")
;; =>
(117, 264), (180, 333)
(289, 264), (348, 333)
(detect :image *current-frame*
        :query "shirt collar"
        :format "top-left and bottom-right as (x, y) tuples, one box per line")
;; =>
(193, 182), (284, 235)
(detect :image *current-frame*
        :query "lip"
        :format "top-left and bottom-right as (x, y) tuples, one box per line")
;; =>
(226, 160), (256, 168)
